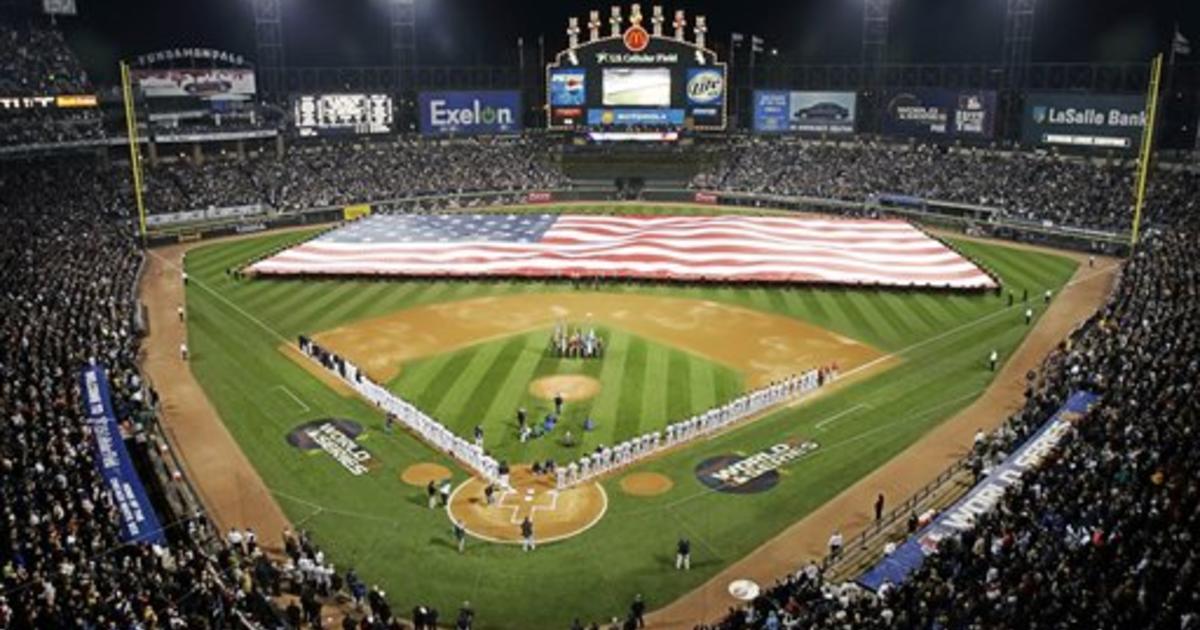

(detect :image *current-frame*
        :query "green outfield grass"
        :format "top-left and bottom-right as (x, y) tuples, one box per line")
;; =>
(181, 208), (1079, 629)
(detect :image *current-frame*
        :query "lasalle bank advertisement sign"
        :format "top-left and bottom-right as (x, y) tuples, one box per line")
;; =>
(883, 89), (997, 139)
(1021, 92), (1146, 150)
(418, 91), (522, 136)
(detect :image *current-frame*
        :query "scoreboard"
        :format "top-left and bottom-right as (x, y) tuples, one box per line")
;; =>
(547, 8), (726, 131)
(292, 94), (393, 137)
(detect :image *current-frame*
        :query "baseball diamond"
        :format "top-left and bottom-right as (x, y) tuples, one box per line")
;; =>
(151, 206), (1089, 628)
(6, 5), (1195, 630)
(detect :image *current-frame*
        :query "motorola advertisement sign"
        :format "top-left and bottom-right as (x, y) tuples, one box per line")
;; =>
(883, 89), (997, 139)
(1021, 92), (1147, 150)
(546, 7), (727, 131)
(418, 91), (522, 136)
(753, 91), (857, 134)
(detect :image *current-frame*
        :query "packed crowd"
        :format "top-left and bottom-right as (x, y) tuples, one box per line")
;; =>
(692, 137), (1200, 232)
(142, 136), (566, 213)
(0, 160), (428, 629)
(705, 226), (1199, 629)
(0, 22), (89, 96)
(0, 21), (106, 147)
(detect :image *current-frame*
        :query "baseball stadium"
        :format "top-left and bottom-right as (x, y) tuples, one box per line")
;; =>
(1, 1), (1197, 629)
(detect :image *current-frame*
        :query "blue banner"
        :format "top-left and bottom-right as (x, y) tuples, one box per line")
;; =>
(858, 390), (1100, 591)
(882, 89), (997, 139)
(80, 364), (167, 545)
(586, 108), (685, 126)
(418, 91), (522, 135)
(753, 91), (856, 134)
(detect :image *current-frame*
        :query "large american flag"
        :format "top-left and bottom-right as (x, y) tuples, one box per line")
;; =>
(250, 213), (996, 289)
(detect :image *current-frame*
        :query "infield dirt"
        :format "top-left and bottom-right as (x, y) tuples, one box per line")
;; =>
(620, 472), (675, 497)
(447, 464), (608, 543)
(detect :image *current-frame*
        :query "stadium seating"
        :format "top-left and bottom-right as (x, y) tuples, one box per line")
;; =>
(691, 138), (1200, 233)
(700, 226), (1199, 629)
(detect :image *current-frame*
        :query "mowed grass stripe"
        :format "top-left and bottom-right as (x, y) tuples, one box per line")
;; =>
(587, 330), (632, 424)
(440, 334), (535, 436)
(272, 282), (374, 333)
(639, 343), (671, 432)
(847, 291), (908, 345)
(665, 349), (692, 421)
(687, 348), (719, 416)
(825, 292), (883, 348)
(399, 351), (471, 413)
(479, 336), (555, 440)
(611, 334), (647, 441)
(429, 335), (516, 426)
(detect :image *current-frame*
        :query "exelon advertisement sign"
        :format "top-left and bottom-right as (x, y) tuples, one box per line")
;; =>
(418, 91), (522, 135)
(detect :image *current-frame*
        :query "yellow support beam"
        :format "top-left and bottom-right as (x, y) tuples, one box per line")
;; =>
(1130, 53), (1163, 247)
(120, 61), (149, 241)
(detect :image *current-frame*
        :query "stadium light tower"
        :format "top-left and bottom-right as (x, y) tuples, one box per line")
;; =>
(252, 0), (285, 102)
(861, 0), (891, 134)
(1001, 0), (1035, 88)
(389, 0), (417, 96)
(860, 0), (890, 69)
(1000, 0), (1036, 140)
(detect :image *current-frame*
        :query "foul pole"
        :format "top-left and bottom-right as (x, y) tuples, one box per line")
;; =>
(119, 60), (149, 241)
(1130, 53), (1163, 247)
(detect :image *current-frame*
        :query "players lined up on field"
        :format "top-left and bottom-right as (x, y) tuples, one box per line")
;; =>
(550, 321), (606, 359)
(555, 365), (840, 490)
(297, 335), (504, 485)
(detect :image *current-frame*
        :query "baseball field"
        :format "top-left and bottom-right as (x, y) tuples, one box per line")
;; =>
(168, 205), (1079, 628)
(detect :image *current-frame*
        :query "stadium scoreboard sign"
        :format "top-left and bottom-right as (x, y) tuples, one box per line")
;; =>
(547, 5), (727, 131)
(130, 48), (256, 101)
(292, 94), (394, 137)
(418, 91), (522, 135)
(1021, 92), (1146, 150)
(883, 89), (998, 140)
(753, 91), (857, 134)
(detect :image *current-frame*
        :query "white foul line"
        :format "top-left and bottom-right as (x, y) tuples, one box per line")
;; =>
(274, 385), (311, 411)
(815, 403), (871, 431)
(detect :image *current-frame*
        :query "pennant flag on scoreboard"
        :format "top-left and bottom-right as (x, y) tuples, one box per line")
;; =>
(250, 214), (996, 289)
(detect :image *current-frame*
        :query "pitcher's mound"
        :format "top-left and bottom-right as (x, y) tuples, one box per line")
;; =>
(620, 472), (674, 497)
(448, 465), (607, 544)
(528, 375), (601, 403)
(400, 463), (452, 486)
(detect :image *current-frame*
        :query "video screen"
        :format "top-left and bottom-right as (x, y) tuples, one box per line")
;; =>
(602, 68), (671, 107)
(292, 94), (393, 137)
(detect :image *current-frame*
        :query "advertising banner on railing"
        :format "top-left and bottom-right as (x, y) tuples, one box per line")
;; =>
(1021, 92), (1147, 150)
(858, 390), (1099, 591)
(79, 364), (167, 545)
(418, 91), (522, 135)
(882, 89), (997, 139)
(753, 91), (857, 134)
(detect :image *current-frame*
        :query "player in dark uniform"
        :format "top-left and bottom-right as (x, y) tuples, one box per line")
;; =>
(675, 537), (691, 570)
(520, 517), (535, 552)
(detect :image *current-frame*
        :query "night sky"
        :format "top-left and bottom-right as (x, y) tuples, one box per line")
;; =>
(49, 0), (1199, 85)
